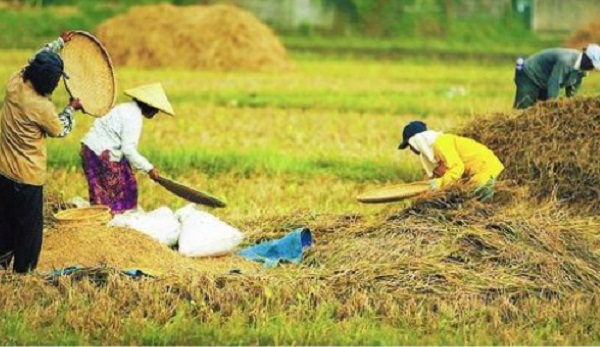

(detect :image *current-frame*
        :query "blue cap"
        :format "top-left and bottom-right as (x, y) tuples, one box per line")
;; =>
(32, 50), (68, 79)
(24, 50), (69, 96)
(398, 121), (427, 149)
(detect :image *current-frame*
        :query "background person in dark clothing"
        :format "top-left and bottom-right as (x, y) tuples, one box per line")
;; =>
(0, 32), (83, 273)
(513, 43), (600, 109)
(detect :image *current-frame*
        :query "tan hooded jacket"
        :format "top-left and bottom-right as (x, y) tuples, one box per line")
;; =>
(0, 71), (64, 185)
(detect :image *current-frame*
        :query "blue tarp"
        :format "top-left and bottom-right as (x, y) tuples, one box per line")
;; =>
(238, 227), (312, 267)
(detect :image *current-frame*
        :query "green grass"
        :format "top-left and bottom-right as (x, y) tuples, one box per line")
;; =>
(283, 33), (561, 61)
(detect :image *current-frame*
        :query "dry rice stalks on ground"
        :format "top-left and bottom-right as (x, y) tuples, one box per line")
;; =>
(3, 184), (600, 341)
(34, 184), (600, 298)
(460, 97), (600, 214)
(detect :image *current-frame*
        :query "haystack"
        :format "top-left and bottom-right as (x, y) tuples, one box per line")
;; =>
(460, 97), (600, 213)
(564, 16), (600, 48)
(95, 3), (290, 71)
(228, 187), (600, 297)
(38, 223), (260, 277)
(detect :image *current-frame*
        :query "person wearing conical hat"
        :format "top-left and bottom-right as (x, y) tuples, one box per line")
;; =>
(80, 83), (175, 214)
(0, 31), (83, 274)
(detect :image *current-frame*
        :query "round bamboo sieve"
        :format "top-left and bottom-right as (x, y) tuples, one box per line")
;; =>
(357, 181), (430, 204)
(53, 205), (112, 228)
(60, 31), (117, 117)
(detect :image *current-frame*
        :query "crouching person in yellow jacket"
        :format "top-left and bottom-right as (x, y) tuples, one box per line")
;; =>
(398, 121), (504, 202)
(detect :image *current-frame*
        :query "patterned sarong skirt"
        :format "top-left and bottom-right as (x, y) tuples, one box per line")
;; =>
(81, 144), (138, 214)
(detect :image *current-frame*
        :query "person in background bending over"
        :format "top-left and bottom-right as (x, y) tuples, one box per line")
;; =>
(513, 43), (600, 109)
(398, 121), (504, 202)
(0, 31), (83, 273)
(80, 83), (175, 214)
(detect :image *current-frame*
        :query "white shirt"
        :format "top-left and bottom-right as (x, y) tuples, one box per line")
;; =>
(408, 130), (442, 178)
(81, 102), (153, 173)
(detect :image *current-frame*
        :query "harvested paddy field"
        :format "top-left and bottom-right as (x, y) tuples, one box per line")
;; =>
(2, 8), (600, 339)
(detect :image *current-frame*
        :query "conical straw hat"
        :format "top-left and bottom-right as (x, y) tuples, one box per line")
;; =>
(124, 83), (175, 116)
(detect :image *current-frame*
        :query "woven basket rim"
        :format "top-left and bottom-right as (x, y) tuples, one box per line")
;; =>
(54, 205), (111, 222)
(357, 181), (430, 204)
(61, 30), (117, 117)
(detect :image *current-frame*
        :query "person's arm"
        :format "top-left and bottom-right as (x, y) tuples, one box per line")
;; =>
(15, 32), (71, 76)
(29, 31), (72, 62)
(120, 113), (154, 173)
(566, 73), (584, 97)
(38, 98), (81, 138)
(43, 37), (65, 54)
(55, 106), (75, 138)
(432, 136), (464, 189)
(547, 63), (567, 99)
(419, 154), (434, 178)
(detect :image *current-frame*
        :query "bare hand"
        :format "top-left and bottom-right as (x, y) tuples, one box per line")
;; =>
(433, 163), (447, 178)
(69, 97), (83, 111)
(148, 168), (161, 182)
(60, 31), (75, 43)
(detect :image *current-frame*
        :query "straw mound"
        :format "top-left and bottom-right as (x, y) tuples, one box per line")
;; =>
(365, 189), (600, 295)
(36, 184), (600, 298)
(3, 187), (598, 334)
(564, 16), (600, 48)
(38, 224), (260, 276)
(211, 185), (600, 299)
(460, 97), (600, 213)
(95, 3), (290, 71)
(297, 188), (600, 297)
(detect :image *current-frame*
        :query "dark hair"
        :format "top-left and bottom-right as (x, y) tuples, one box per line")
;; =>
(23, 51), (64, 96)
(134, 99), (159, 117)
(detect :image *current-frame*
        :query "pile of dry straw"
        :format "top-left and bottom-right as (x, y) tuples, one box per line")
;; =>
(95, 3), (290, 71)
(39, 194), (259, 276)
(460, 97), (600, 213)
(38, 223), (260, 276)
(36, 184), (600, 299)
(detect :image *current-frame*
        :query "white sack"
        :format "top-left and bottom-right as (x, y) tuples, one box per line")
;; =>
(109, 206), (180, 246)
(176, 204), (245, 257)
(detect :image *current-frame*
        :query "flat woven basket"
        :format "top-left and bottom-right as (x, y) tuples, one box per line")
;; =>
(53, 205), (112, 228)
(156, 176), (227, 208)
(356, 181), (430, 204)
(60, 31), (116, 117)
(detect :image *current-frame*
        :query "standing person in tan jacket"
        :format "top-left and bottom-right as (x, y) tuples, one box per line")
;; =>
(0, 32), (83, 273)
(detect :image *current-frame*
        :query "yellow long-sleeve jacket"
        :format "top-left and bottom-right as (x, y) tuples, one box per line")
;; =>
(432, 134), (504, 189)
